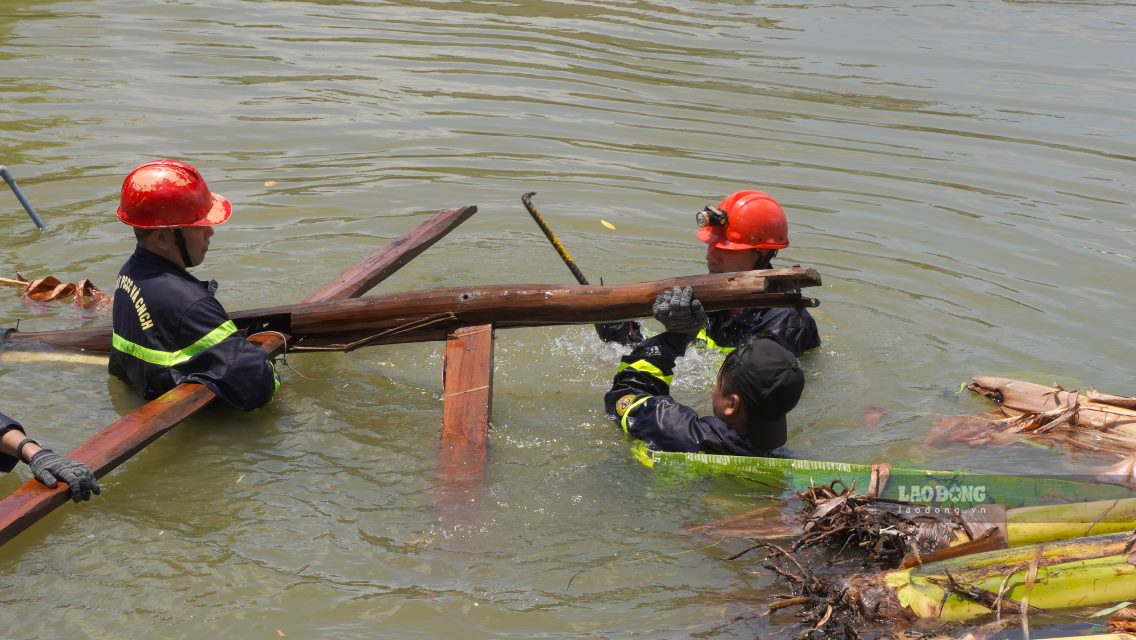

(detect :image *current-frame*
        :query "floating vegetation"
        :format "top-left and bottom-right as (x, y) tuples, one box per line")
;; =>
(1, 273), (111, 313)
(745, 528), (1136, 637)
(792, 482), (973, 569)
(930, 377), (1136, 456)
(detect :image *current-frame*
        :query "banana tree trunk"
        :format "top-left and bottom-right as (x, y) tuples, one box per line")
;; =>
(862, 531), (1136, 621)
(652, 451), (1133, 508)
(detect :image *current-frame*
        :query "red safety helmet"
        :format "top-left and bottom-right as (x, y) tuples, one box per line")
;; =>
(696, 190), (789, 250)
(117, 160), (231, 229)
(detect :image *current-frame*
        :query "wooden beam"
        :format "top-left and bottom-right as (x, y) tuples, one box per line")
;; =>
(5, 268), (821, 353)
(0, 205), (478, 547)
(298, 206), (478, 303)
(436, 324), (494, 508)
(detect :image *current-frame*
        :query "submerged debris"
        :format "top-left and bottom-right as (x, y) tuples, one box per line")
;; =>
(738, 539), (914, 638)
(724, 484), (960, 637)
(1109, 606), (1136, 632)
(1, 273), (111, 312)
(929, 376), (1136, 456)
(744, 519), (1136, 636)
(793, 483), (970, 568)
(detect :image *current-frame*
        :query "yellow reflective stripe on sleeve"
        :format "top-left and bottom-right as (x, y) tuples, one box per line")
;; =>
(618, 395), (653, 434)
(111, 320), (239, 367)
(617, 360), (673, 385)
(695, 328), (735, 354)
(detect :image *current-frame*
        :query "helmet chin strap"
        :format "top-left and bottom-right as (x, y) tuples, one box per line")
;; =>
(172, 228), (196, 268)
(752, 249), (777, 270)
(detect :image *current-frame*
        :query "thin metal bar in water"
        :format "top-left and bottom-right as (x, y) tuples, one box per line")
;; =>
(0, 165), (47, 230)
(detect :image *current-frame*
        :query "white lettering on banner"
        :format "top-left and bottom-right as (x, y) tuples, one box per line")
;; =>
(897, 484), (987, 504)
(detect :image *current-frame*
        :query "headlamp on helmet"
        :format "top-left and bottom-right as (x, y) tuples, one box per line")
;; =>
(695, 190), (790, 251)
(695, 206), (728, 229)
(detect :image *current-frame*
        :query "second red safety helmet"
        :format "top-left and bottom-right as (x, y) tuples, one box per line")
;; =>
(117, 159), (231, 229)
(696, 190), (789, 250)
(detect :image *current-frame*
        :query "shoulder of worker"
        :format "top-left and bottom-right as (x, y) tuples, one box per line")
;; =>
(116, 247), (227, 316)
(118, 246), (214, 291)
(707, 307), (819, 356)
(748, 306), (820, 356)
(615, 394), (765, 456)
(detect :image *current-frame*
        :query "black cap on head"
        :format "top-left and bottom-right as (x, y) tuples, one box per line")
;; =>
(720, 337), (805, 450)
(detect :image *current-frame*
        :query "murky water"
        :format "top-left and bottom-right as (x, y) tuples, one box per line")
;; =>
(1, 0), (1133, 637)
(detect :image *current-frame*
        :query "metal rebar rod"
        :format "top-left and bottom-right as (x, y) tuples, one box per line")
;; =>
(0, 165), (47, 230)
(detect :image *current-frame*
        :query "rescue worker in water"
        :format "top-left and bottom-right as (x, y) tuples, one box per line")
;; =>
(597, 190), (820, 358)
(108, 160), (279, 410)
(606, 286), (805, 458)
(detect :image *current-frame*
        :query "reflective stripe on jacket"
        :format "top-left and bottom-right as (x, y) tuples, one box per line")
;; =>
(598, 305), (820, 358)
(603, 332), (772, 458)
(108, 246), (278, 411)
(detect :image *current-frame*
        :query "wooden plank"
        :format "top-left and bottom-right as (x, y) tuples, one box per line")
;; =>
(299, 206), (477, 303)
(6, 268), (821, 353)
(436, 324), (494, 507)
(0, 205), (477, 547)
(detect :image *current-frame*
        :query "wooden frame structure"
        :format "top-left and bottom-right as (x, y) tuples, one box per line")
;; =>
(0, 205), (823, 546)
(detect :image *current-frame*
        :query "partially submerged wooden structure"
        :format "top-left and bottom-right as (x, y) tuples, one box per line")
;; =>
(436, 323), (494, 508)
(2, 269), (821, 353)
(0, 205), (823, 546)
(929, 376), (1136, 456)
(0, 205), (477, 545)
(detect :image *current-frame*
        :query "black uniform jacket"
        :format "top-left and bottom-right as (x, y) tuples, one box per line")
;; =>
(599, 306), (820, 358)
(0, 412), (23, 472)
(604, 333), (772, 457)
(108, 246), (278, 411)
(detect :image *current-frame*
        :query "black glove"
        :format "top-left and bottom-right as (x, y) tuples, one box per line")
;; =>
(595, 320), (644, 345)
(652, 285), (707, 336)
(29, 449), (101, 503)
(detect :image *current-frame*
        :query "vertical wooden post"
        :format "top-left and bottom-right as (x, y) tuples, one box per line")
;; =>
(437, 324), (494, 507)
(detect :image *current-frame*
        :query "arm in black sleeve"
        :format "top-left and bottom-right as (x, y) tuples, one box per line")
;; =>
(595, 320), (644, 346)
(0, 412), (23, 472)
(604, 331), (692, 413)
(604, 331), (694, 440)
(172, 298), (279, 411)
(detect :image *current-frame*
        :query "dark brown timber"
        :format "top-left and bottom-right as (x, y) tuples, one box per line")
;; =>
(4, 268), (821, 353)
(0, 206), (477, 547)
(297, 206), (478, 303)
(436, 324), (494, 508)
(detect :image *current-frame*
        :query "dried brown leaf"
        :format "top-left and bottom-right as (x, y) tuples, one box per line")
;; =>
(9, 272), (111, 313)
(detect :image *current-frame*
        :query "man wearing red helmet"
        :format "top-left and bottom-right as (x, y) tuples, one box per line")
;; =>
(108, 160), (279, 411)
(597, 190), (820, 358)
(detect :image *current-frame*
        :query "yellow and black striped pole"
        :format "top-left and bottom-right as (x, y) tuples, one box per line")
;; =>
(521, 191), (590, 285)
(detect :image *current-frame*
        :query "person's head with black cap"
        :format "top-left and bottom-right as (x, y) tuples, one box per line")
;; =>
(711, 335), (805, 450)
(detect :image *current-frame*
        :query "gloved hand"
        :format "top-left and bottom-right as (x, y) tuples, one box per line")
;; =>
(595, 320), (644, 345)
(652, 285), (707, 336)
(29, 449), (101, 502)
